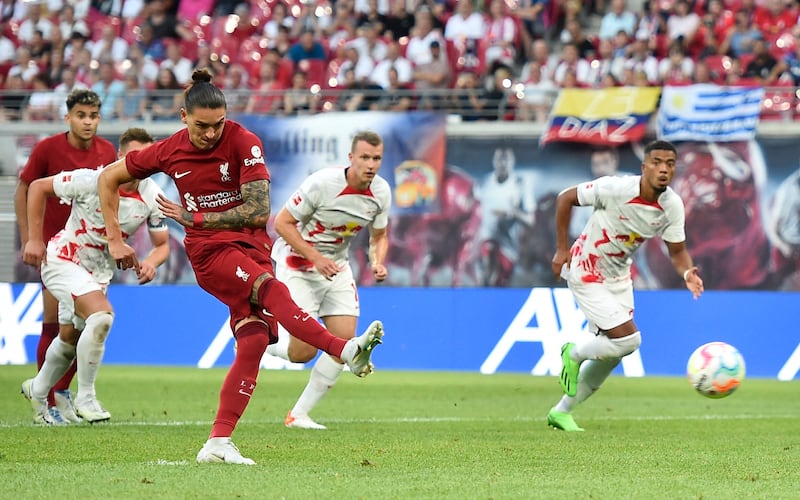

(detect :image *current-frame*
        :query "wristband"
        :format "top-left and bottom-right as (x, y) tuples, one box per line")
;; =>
(193, 212), (203, 229)
(683, 269), (691, 281)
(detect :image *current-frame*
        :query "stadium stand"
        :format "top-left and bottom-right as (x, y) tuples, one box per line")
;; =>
(0, 0), (798, 121)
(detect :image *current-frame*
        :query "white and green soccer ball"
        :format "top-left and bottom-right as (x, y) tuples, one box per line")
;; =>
(686, 342), (746, 399)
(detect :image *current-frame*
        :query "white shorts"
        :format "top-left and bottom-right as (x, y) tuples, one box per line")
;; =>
(40, 256), (107, 329)
(275, 261), (359, 318)
(567, 278), (634, 333)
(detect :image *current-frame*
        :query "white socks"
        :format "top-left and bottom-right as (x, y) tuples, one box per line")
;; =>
(572, 332), (641, 363)
(76, 311), (114, 403)
(31, 337), (76, 401)
(291, 353), (343, 417)
(266, 340), (289, 360)
(554, 358), (620, 413)
(554, 332), (641, 414)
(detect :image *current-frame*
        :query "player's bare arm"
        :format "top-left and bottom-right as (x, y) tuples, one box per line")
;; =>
(13, 180), (31, 250)
(137, 229), (171, 284)
(161, 179), (271, 230)
(551, 186), (579, 277)
(666, 240), (704, 299)
(274, 206), (341, 279)
(369, 226), (389, 282)
(21, 176), (57, 268)
(98, 158), (141, 274)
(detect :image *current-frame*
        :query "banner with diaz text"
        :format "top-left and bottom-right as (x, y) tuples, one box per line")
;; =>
(541, 87), (661, 146)
(2, 283), (798, 380)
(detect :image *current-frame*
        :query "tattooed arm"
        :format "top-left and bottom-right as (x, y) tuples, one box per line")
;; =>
(156, 179), (271, 230)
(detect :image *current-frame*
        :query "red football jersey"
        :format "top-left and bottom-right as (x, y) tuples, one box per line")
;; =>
(18, 132), (117, 242)
(125, 120), (271, 248)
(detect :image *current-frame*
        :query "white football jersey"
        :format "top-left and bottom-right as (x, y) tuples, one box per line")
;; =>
(49, 168), (167, 284)
(273, 167), (392, 268)
(478, 172), (535, 257)
(567, 175), (685, 284)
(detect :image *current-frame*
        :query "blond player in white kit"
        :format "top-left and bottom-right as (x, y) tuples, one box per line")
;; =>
(547, 140), (705, 432)
(269, 131), (391, 430)
(20, 128), (169, 425)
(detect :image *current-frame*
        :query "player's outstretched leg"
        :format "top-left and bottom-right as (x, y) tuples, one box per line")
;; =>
(339, 320), (384, 377)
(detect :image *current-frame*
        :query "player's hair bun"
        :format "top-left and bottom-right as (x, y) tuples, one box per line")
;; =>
(191, 69), (213, 84)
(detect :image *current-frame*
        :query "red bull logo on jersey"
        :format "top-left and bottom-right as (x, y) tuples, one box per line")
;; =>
(330, 222), (364, 237)
(307, 220), (364, 240)
(615, 232), (645, 247)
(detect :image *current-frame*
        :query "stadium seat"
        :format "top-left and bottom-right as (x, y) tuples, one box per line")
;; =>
(194, 14), (215, 41)
(238, 37), (269, 79)
(704, 55), (732, 83)
(296, 58), (326, 87)
(325, 57), (344, 88)
(445, 38), (486, 81)
(276, 58), (295, 87)
(210, 35), (241, 64)
(653, 34), (670, 59)
(121, 16), (144, 45)
(761, 81), (796, 121)
(180, 38), (201, 63)
(91, 15), (121, 40)
(0, 61), (13, 79)
(737, 53), (756, 72)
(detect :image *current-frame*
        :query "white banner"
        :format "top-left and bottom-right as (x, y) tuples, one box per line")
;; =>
(657, 84), (764, 142)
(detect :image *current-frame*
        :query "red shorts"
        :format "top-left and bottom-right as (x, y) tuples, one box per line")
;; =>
(186, 239), (277, 341)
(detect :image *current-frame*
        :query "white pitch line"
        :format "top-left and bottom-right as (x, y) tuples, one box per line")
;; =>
(0, 413), (797, 429)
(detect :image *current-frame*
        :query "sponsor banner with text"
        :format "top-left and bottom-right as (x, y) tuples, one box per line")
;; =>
(541, 87), (661, 146)
(2, 283), (798, 380)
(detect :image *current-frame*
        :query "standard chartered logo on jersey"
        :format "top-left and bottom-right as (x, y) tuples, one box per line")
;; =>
(480, 288), (643, 376)
(0, 283), (44, 364)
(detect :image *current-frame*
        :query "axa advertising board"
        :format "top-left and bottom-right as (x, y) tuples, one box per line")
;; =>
(1, 283), (797, 380)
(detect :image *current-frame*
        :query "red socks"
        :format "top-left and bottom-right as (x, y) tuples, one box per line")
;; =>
(257, 279), (347, 357)
(210, 321), (269, 438)
(37, 323), (58, 369)
(52, 362), (77, 393)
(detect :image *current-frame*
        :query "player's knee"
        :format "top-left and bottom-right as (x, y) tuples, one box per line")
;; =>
(287, 343), (318, 363)
(246, 329), (270, 354)
(85, 311), (114, 343)
(610, 331), (641, 357)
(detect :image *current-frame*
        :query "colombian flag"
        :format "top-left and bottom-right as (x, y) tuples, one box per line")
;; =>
(541, 87), (661, 146)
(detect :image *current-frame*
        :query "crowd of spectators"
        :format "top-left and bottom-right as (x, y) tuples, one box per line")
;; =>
(1, 0), (799, 123)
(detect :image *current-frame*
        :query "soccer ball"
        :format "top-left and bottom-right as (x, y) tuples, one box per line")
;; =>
(686, 342), (746, 399)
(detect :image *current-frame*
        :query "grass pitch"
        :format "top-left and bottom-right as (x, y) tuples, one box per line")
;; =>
(1, 365), (798, 499)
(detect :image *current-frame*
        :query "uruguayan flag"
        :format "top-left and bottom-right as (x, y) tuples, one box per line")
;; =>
(657, 84), (764, 142)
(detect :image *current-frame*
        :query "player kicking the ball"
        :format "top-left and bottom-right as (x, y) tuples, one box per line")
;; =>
(268, 131), (391, 430)
(98, 70), (383, 464)
(548, 140), (704, 432)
